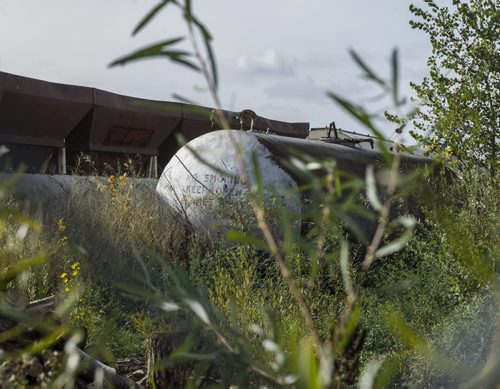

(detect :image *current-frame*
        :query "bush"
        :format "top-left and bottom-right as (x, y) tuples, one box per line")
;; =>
(359, 169), (498, 385)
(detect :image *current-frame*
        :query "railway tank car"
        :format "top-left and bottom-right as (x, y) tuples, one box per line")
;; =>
(156, 127), (432, 236)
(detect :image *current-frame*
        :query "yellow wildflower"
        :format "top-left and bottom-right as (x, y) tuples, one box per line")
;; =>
(60, 273), (67, 279)
(57, 218), (66, 232)
(60, 236), (68, 242)
(118, 175), (127, 187)
(71, 262), (80, 270)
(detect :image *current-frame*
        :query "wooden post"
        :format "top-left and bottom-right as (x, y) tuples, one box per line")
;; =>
(147, 331), (193, 388)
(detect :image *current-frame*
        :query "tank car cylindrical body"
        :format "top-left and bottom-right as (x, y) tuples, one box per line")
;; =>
(156, 129), (431, 236)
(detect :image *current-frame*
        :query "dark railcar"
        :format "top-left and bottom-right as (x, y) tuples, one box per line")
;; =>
(0, 72), (93, 173)
(0, 72), (309, 176)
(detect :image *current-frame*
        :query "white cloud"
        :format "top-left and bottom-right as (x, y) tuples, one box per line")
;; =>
(235, 49), (295, 76)
(263, 77), (328, 104)
(0, 0), (431, 135)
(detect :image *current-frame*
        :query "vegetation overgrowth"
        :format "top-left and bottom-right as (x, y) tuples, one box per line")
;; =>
(0, 0), (498, 387)
(1, 159), (498, 387)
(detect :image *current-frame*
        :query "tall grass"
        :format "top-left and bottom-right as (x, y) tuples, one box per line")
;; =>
(2, 160), (498, 386)
(3, 171), (196, 357)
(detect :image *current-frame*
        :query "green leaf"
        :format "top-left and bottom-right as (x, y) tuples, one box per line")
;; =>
(133, 100), (183, 116)
(184, 298), (211, 325)
(349, 49), (387, 89)
(170, 351), (216, 363)
(111, 37), (184, 64)
(0, 254), (46, 291)
(186, 360), (213, 389)
(0, 300), (55, 333)
(116, 282), (165, 305)
(391, 48), (400, 106)
(132, 0), (174, 36)
(250, 152), (264, 206)
(109, 37), (200, 71)
(359, 357), (385, 389)
(23, 327), (71, 355)
(0, 145), (8, 158)
(296, 340), (321, 389)
(192, 17), (218, 87)
(225, 230), (269, 251)
(333, 210), (369, 244)
(373, 355), (402, 389)
(0, 168), (28, 194)
(182, 141), (239, 179)
(327, 91), (376, 132)
(282, 156), (316, 183)
(185, 0), (192, 20)
(365, 164), (382, 211)
(327, 91), (392, 163)
(375, 216), (416, 258)
(174, 132), (187, 147)
(172, 56), (201, 71)
(334, 305), (361, 357)
(0, 208), (42, 233)
(172, 93), (198, 104)
(277, 194), (302, 253)
(160, 301), (180, 312)
(339, 241), (354, 297)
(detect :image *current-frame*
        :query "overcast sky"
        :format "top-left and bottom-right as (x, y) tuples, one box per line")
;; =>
(0, 0), (434, 137)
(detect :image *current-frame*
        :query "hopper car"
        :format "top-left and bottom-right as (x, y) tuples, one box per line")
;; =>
(0, 71), (308, 176)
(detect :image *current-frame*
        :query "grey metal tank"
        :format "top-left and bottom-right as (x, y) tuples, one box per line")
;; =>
(156, 129), (432, 237)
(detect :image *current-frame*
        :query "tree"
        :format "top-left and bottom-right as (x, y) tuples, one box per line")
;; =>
(409, 0), (499, 177)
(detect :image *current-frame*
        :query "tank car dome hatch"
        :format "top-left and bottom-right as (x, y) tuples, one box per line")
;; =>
(156, 130), (302, 240)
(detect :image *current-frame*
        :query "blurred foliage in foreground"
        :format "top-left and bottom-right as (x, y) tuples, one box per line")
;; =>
(1, 155), (497, 387)
(0, 0), (499, 387)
